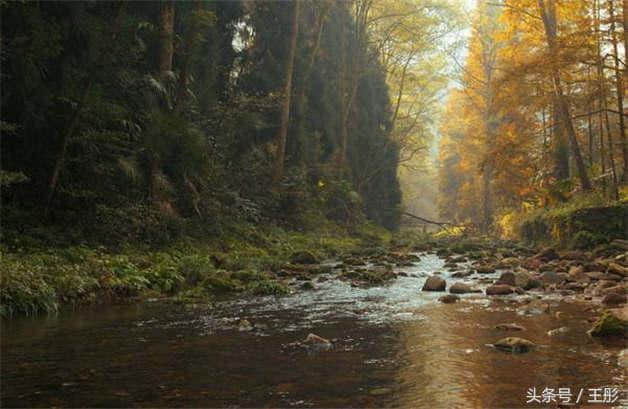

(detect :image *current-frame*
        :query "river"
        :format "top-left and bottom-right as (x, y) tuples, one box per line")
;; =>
(2, 253), (625, 408)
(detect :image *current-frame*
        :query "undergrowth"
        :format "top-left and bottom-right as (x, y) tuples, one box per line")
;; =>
(0, 222), (389, 318)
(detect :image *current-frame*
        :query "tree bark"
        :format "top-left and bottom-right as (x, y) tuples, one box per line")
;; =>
(603, 91), (620, 199)
(272, 0), (300, 187)
(538, 0), (592, 191)
(587, 68), (594, 166)
(609, 0), (627, 182)
(596, 0), (607, 184)
(624, 0), (628, 56)
(159, 0), (175, 76)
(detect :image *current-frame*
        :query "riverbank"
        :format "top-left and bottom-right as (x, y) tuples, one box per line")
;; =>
(0, 222), (391, 318)
(3, 220), (628, 325)
(3, 235), (626, 408)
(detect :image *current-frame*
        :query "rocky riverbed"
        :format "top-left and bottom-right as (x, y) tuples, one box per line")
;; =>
(2, 238), (627, 407)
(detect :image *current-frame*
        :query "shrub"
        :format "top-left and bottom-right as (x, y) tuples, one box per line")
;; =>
(0, 259), (58, 317)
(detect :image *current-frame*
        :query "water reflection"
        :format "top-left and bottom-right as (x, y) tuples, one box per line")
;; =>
(392, 303), (625, 408)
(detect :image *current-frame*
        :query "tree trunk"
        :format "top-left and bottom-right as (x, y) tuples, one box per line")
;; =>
(538, 0), (592, 191)
(609, 0), (627, 182)
(603, 94), (620, 199)
(159, 0), (175, 76)
(553, 96), (570, 181)
(587, 68), (594, 166)
(624, 0), (628, 56)
(45, 81), (93, 213)
(339, 79), (358, 170)
(272, 0), (300, 187)
(596, 0), (607, 184)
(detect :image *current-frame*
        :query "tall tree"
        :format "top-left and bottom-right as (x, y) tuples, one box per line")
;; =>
(537, 0), (592, 191)
(272, 0), (300, 187)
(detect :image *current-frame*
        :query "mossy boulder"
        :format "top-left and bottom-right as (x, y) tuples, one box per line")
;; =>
(588, 310), (628, 337)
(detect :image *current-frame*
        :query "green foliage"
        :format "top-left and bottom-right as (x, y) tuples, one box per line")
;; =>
(1, 0), (402, 244)
(1, 218), (386, 317)
(571, 231), (605, 249)
(0, 260), (58, 317)
(176, 254), (216, 286)
(247, 280), (289, 296)
(0, 0), (408, 317)
(516, 196), (627, 247)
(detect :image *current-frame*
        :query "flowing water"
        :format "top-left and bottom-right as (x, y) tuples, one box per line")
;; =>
(2, 253), (626, 408)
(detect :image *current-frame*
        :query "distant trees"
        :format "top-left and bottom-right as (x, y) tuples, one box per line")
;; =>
(439, 0), (626, 231)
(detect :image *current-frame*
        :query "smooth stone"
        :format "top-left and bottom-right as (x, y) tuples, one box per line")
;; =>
(486, 284), (514, 296)
(493, 337), (536, 353)
(422, 276), (446, 292)
(238, 319), (253, 331)
(495, 323), (525, 331)
(496, 272), (516, 286)
(547, 326), (569, 336)
(439, 294), (460, 304)
(602, 293), (627, 306)
(449, 282), (480, 294)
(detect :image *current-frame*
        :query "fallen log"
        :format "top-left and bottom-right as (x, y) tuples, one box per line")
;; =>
(401, 212), (459, 227)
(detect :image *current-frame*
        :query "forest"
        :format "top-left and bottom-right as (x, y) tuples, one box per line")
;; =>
(1, 0), (627, 408)
(439, 0), (628, 237)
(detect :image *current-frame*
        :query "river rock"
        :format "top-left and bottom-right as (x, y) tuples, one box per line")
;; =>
(495, 323), (525, 331)
(607, 262), (628, 277)
(499, 257), (520, 267)
(602, 293), (627, 306)
(451, 271), (472, 278)
(304, 333), (332, 346)
(522, 257), (542, 270)
(601, 273), (623, 281)
(568, 265), (584, 277)
(475, 265), (496, 274)
(522, 277), (543, 291)
(560, 250), (586, 260)
(493, 337), (536, 353)
(547, 327), (569, 336)
(540, 271), (566, 285)
(449, 282), (479, 294)
(496, 272), (516, 286)
(539, 263), (557, 273)
(588, 310), (628, 337)
(422, 276), (446, 291)
(239, 319), (254, 331)
(599, 285), (627, 296)
(535, 247), (558, 261)
(300, 281), (315, 290)
(611, 239), (628, 251)
(486, 284), (514, 296)
(439, 294), (460, 304)
(563, 282), (586, 292)
(586, 271), (607, 281)
(583, 261), (606, 272)
(518, 300), (551, 315)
